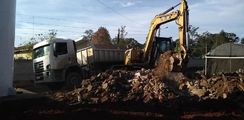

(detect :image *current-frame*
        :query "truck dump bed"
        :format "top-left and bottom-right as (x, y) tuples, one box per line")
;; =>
(76, 47), (124, 66)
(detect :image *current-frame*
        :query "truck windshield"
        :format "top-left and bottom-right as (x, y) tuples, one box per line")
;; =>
(33, 45), (50, 59)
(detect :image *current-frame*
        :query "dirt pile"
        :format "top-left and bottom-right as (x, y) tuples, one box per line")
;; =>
(153, 51), (174, 78)
(51, 69), (244, 104)
(185, 73), (244, 99)
(51, 69), (186, 104)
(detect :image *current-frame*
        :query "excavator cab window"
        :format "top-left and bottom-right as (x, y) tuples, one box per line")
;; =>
(148, 37), (172, 66)
(155, 37), (172, 53)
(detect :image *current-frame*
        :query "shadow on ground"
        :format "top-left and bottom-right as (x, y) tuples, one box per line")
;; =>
(0, 92), (243, 120)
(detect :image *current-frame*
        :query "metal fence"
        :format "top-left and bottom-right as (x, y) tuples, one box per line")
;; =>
(205, 56), (244, 75)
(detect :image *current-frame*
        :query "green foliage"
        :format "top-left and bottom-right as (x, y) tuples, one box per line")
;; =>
(16, 29), (58, 53)
(112, 37), (143, 49)
(119, 25), (128, 40)
(34, 29), (57, 41)
(188, 25), (199, 45)
(36, 29), (57, 41)
(82, 29), (94, 41)
(48, 29), (57, 40)
(190, 29), (240, 57)
(16, 37), (37, 52)
(112, 26), (142, 49)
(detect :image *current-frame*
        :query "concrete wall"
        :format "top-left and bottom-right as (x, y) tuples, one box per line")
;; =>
(14, 60), (34, 86)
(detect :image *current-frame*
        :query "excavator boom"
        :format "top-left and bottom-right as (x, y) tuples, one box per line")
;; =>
(143, 0), (188, 62)
(143, 11), (179, 61)
(124, 0), (189, 70)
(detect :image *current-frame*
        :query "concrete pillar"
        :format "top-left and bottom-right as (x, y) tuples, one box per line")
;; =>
(0, 0), (16, 96)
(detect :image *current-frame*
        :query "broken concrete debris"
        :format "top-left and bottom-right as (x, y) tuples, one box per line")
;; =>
(51, 69), (244, 104)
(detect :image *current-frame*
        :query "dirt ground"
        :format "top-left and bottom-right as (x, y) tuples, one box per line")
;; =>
(0, 65), (244, 120)
(0, 89), (243, 120)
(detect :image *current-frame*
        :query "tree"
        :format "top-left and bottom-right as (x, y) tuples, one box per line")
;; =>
(119, 26), (128, 40)
(17, 29), (58, 53)
(191, 32), (214, 57)
(191, 30), (240, 57)
(82, 29), (94, 41)
(187, 25), (200, 56)
(112, 26), (142, 49)
(48, 29), (57, 40)
(36, 29), (58, 41)
(112, 37), (143, 49)
(92, 27), (112, 45)
(189, 25), (199, 40)
(188, 25), (199, 45)
(112, 26), (128, 45)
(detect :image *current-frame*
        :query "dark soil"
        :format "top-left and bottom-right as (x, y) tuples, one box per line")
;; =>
(1, 92), (243, 120)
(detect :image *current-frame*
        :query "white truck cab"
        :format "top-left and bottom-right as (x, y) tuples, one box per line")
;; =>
(33, 38), (80, 85)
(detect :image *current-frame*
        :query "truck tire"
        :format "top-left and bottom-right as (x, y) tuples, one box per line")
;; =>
(65, 72), (81, 89)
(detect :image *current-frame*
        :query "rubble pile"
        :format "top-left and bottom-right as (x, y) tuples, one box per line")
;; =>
(79, 70), (134, 103)
(51, 69), (244, 104)
(185, 73), (244, 99)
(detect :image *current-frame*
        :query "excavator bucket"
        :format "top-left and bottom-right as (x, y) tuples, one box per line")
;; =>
(153, 51), (182, 79)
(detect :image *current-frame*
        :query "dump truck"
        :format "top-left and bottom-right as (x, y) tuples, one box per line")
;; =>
(32, 38), (124, 86)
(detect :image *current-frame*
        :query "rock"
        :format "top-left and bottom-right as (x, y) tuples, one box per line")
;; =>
(102, 82), (108, 90)
(134, 72), (141, 78)
(223, 93), (227, 99)
(87, 85), (93, 92)
(200, 79), (208, 88)
(101, 96), (108, 103)
(190, 88), (206, 97)
(239, 84), (244, 91)
(91, 98), (99, 103)
(50, 68), (244, 104)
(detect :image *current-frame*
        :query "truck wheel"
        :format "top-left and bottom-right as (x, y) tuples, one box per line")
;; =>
(65, 72), (81, 89)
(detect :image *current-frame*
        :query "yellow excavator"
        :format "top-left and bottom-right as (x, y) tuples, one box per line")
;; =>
(125, 0), (189, 72)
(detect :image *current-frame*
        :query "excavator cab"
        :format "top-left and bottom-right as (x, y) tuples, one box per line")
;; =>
(155, 37), (172, 53)
(149, 37), (172, 66)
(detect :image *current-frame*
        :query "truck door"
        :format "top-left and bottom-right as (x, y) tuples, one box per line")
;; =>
(53, 42), (69, 69)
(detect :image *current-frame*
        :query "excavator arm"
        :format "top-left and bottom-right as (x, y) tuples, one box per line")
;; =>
(124, 0), (189, 68)
(143, 0), (189, 62)
(143, 11), (179, 61)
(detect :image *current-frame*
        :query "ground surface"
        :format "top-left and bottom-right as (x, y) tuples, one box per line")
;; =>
(0, 90), (243, 120)
(2, 68), (244, 120)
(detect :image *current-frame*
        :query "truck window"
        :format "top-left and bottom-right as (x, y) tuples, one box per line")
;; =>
(33, 45), (50, 59)
(55, 42), (68, 55)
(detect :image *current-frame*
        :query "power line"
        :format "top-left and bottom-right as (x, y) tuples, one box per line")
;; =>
(18, 21), (91, 29)
(17, 14), (127, 28)
(17, 13), (89, 24)
(17, 20), (148, 33)
(16, 27), (83, 34)
(95, 0), (135, 23)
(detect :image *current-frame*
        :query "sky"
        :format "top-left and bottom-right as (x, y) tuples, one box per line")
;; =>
(15, 0), (244, 46)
